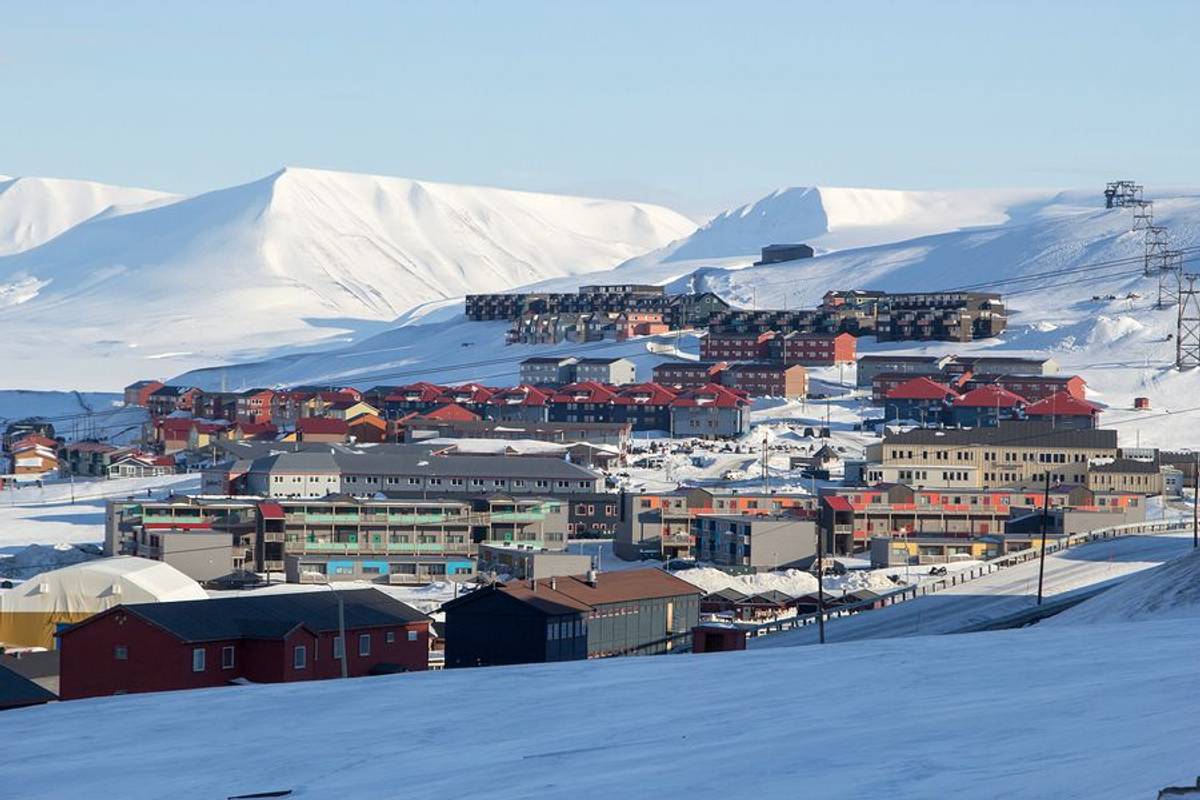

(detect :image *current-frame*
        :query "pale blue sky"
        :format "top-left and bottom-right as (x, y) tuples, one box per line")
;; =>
(3, 1), (1197, 218)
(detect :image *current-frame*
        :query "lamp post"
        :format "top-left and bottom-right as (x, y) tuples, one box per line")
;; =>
(321, 580), (349, 678)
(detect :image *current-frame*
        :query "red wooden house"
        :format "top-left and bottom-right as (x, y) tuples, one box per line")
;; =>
(58, 589), (430, 700)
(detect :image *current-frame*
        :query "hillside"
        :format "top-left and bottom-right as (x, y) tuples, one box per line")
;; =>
(3, 615), (1198, 799)
(0, 175), (173, 258)
(0, 167), (695, 390)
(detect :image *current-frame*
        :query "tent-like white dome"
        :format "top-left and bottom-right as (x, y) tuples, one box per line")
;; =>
(0, 557), (208, 647)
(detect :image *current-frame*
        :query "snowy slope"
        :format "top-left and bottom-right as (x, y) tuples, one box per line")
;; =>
(4, 617), (1199, 799)
(1048, 546), (1200, 626)
(0, 175), (173, 256)
(0, 167), (695, 390)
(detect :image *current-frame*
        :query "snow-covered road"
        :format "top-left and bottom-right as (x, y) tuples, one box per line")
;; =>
(754, 530), (1195, 648)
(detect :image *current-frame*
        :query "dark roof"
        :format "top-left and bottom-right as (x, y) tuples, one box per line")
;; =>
(443, 568), (700, 615)
(744, 590), (793, 605)
(0, 663), (56, 709)
(858, 355), (947, 364)
(703, 587), (749, 602)
(0, 651), (59, 681)
(575, 357), (630, 366)
(215, 441), (602, 481)
(883, 422), (1117, 449)
(84, 589), (429, 643)
(1089, 458), (1160, 474)
(521, 356), (577, 365)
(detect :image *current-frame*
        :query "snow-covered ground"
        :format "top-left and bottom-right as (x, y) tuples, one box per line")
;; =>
(0, 390), (146, 445)
(0, 474), (200, 556)
(3, 612), (1198, 799)
(753, 528), (1196, 648)
(1047, 545), (1200, 627)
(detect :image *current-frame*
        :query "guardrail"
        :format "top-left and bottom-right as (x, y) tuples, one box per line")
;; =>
(738, 517), (1191, 640)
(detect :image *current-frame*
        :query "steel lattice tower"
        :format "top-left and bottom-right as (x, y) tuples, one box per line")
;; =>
(1145, 226), (1170, 276)
(1178, 274), (1200, 369)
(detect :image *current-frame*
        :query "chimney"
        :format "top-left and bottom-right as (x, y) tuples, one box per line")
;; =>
(586, 569), (598, 587)
(550, 576), (557, 590)
(529, 577), (536, 591)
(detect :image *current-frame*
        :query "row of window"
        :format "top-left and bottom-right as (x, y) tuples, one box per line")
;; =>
(115, 630), (419, 672)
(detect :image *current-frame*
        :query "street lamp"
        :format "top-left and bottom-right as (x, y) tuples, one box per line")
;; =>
(319, 579), (349, 678)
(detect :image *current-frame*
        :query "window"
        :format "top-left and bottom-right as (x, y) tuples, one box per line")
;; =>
(113, 645), (128, 661)
(386, 631), (395, 644)
(359, 633), (371, 656)
(333, 636), (344, 659)
(407, 630), (418, 642)
(293, 645), (307, 670)
(222, 646), (235, 669)
(192, 648), (206, 672)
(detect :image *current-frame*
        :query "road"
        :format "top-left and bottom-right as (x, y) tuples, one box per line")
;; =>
(752, 529), (1195, 648)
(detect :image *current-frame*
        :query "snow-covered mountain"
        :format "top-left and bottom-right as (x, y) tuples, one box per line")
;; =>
(0, 167), (695, 389)
(0, 175), (174, 256)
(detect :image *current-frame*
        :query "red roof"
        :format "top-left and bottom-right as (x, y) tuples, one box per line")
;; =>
(670, 383), (750, 408)
(885, 377), (960, 401)
(611, 382), (679, 406)
(953, 385), (1026, 408)
(1025, 391), (1101, 417)
(421, 403), (480, 422)
(12, 434), (57, 450)
(296, 417), (349, 435)
(550, 381), (619, 404)
(257, 502), (285, 519)
(823, 495), (854, 512)
(436, 383), (494, 404)
(486, 385), (551, 407)
(386, 382), (447, 403)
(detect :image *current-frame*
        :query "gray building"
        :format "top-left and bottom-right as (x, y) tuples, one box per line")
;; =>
(132, 529), (243, 582)
(476, 543), (593, 580)
(519, 356), (578, 386)
(572, 357), (637, 385)
(856, 355), (953, 388)
(441, 569), (701, 667)
(203, 442), (604, 500)
(694, 514), (818, 570)
(755, 243), (814, 265)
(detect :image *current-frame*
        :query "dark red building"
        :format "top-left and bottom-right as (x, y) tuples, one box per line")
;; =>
(778, 331), (857, 366)
(59, 589), (430, 700)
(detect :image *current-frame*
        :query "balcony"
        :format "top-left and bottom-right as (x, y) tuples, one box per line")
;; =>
(287, 541), (470, 555)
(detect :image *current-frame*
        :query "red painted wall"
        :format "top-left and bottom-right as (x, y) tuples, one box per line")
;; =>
(60, 609), (430, 700)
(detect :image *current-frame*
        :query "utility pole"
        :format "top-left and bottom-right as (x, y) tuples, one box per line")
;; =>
(816, 524), (826, 644)
(324, 581), (349, 678)
(1035, 469), (1052, 605)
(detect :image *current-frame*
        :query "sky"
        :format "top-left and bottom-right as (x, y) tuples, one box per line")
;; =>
(3, 1), (1199, 219)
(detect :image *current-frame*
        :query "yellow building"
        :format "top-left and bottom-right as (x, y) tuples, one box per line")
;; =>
(866, 422), (1118, 490)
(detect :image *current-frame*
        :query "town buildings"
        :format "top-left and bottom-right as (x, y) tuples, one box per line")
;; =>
(441, 569), (701, 668)
(777, 331), (857, 366)
(754, 243), (814, 264)
(652, 361), (729, 388)
(693, 515), (818, 569)
(669, 384), (752, 439)
(202, 442), (605, 499)
(58, 589), (430, 700)
(819, 483), (1145, 554)
(720, 362), (807, 399)
(863, 423), (1119, 491)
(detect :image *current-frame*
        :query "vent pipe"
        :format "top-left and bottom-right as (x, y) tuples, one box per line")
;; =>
(586, 569), (598, 587)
